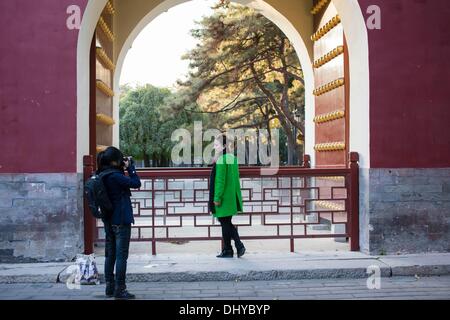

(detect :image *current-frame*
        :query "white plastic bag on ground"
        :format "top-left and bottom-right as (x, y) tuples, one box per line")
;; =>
(74, 253), (100, 285)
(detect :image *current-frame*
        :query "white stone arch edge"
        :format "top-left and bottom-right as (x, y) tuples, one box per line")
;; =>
(76, 0), (108, 173)
(112, 0), (315, 168)
(332, 0), (370, 169)
(77, 0), (370, 172)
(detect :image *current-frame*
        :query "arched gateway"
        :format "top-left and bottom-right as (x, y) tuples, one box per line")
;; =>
(77, 0), (370, 256)
(76, 0), (370, 172)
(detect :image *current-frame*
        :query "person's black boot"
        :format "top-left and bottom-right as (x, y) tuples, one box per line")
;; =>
(114, 285), (136, 300)
(236, 243), (246, 258)
(216, 249), (234, 258)
(105, 282), (115, 298)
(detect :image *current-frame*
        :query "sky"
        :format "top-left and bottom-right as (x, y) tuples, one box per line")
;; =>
(119, 0), (217, 89)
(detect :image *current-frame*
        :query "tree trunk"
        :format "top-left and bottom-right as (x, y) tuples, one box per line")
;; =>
(161, 156), (168, 167)
(293, 143), (300, 165)
(286, 133), (296, 166)
(143, 153), (151, 168)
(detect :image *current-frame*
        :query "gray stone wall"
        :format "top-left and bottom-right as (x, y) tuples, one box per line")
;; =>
(0, 169), (448, 262)
(362, 168), (450, 255)
(0, 174), (84, 262)
(359, 168), (371, 254)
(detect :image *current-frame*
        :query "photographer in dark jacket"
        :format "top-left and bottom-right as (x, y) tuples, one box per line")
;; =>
(97, 147), (141, 299)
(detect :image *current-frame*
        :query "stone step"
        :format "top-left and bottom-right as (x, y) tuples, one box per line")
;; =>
(0, 252), (449, 284)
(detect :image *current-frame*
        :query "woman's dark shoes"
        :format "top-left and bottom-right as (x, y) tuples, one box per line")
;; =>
(216, 249), (234, 258)
(114, 285), (136, 300)
(105, 282), (114, 298)
(236, 244), (246, 258)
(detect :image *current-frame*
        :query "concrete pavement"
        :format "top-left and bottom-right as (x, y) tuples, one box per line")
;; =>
(0, 251), (449, 284)
(0, 276), (449, 300)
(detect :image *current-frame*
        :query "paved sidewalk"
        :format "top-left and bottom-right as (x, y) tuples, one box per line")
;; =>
(0, 276), (449, 300)
(1, 252), (449, 283)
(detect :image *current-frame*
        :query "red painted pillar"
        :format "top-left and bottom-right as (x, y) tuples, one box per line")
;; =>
(349, 152), (360, 251)
(83, 155), (95, 254)
(89, 35), (97, 158)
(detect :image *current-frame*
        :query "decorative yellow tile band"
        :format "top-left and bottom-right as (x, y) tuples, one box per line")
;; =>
(105, 1), (115, 15)
(97, 16), (115, 42)
(315, 200), (345, 211)
(96, 47), (115, 71)
(313, 78), (345, 96)
(311, 0), (331, 15)
(96, 80), (114, 97)
(314, 142), (346, 152)
(96, 145), (108, 153)
(311, 15), (341, 42)
(317, 176), (346, 182)
(314, 46), (344, 69)
(96, 113), (115, 126)
(314, 110), (345, 124)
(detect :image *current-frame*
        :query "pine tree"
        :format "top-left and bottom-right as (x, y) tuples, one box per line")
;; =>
(177, 2), (305, 165)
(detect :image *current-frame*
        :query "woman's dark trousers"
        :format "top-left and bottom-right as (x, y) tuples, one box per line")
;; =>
(218, 216), (243, 250)
(103, 221), (131, 289)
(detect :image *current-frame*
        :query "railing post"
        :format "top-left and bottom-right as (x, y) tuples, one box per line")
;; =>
(290, 176), (295, 253)
(151, 179), (157, 255)
(349, 152), (360, 251)
(83, 155), (95, 255)
(302, 154), (311, 168)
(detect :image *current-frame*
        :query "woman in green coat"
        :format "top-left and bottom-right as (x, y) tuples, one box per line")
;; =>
(209, 133), (245, 258)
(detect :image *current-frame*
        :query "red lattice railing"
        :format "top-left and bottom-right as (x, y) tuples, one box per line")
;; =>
(84, 154), (360, 254)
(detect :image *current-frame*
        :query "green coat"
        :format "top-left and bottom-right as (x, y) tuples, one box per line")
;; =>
(213, 153), (244, 218)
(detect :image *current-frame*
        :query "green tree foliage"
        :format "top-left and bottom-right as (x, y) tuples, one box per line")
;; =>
(177, 1), (305, 165)
(119, 84), (190, 167)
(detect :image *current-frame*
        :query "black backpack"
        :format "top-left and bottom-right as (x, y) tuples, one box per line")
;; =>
(84, 169), (119, 219)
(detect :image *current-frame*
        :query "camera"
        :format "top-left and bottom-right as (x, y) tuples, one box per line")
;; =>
(121, 156), (134, 168)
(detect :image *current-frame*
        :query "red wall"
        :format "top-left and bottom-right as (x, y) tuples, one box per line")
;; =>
(0, 0), (87, 173)
(359, 0), (450, 168)
(0, 0), (449, 173)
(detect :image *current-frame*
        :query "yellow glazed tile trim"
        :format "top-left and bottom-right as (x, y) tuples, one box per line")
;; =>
(317, 176), (345, 182)
(315, 200), (345, 211)
(314, 142), (346, 152)
(311, 15), (341, 42)
(97, 16), (115, 42)
(105, 1), (115, 15)
(314, 109), (345, 124)
(96, 113), (115, 126)
(314, 46), (344, 68)
(311, 0), (330, 15)
(96, 80), (114, 97)
(96, 47), (115, 71)
(313, 78), (345, 96)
